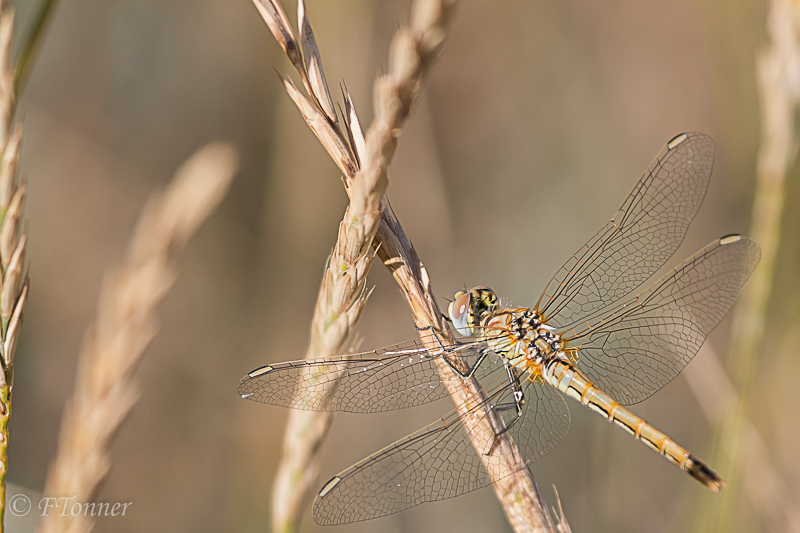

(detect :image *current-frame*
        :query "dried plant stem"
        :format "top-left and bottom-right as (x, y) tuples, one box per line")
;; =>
(0, 129), (25, 533)
(257, 0), (557, 530)
(269, 0), (452, 528)
(38, 144), (238, 533)
(0, 0), (35, 528)
(696, 0), (799, 531)
(552, 487), (572, 533)
(376, 211), (556, 533)
(0, 388), (6, 529)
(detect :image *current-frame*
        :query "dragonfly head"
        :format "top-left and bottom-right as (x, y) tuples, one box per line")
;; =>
(448, 286), (498, 336)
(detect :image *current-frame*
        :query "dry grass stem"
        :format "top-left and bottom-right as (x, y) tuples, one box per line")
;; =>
(38, 144), (239, 533)
(342, 89), (366, 167)
(253, 0), (300, 72)
(271, 223), (376, 532)
(696, 0), (800, 530)
(263, 0), (408, 528)
(552, 487), (572, 533)
(0, 126), (19, 210)
(297, 0), (337, 126)
(278, 73), (356, 179)
(376, 208), (557, 533)
(0, 2), (60, 515)
(0, 1), (29, 526)
(258, 0), (558, 530)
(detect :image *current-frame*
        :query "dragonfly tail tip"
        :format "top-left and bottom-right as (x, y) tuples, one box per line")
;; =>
(686, 454), (725, 491)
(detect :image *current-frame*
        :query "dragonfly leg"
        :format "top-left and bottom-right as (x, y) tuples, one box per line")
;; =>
(415, 325), (451, 352)
(442, 349), (488, 379)
(415, 325), (488, 378)
(415, 323), (490, 379)
(485, 363), (525, 456)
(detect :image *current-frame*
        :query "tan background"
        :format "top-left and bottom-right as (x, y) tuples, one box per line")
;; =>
(9, 0), (799, 531)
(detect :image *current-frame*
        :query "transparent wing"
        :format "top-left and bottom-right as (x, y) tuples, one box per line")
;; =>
(238, 330), (503, 413)
(312, 379), (570, 525)
(562, 235), (761, 405)
(537, 133), (714, 330)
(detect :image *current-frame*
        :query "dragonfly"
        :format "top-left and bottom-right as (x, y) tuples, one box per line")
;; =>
(239, 132), (761, 525)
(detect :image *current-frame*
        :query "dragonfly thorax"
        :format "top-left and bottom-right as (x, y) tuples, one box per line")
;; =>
(482, 308), (563, 368)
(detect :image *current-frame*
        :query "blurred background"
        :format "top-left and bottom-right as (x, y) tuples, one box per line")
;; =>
(7, 0), (799, 531)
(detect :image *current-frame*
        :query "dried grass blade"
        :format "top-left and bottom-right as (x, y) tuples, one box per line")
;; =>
(0, 125), (20, 210)
(251, 0), (302, 72)
(37, 143), (239, 533)
(342, 87), (366, 167)
(0, 181), (22, 268)
(0, 11), (11, 84)
(0, 1), (49, 526)
(0, 232), (23, 325)
(297, 0), (337, 127)
(2, 276), (26, 368)
(279, 72), (356, 179)
(552, 486), (572, 533)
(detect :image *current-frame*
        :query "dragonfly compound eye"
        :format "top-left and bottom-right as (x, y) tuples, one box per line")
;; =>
(448, 291), (472, 336)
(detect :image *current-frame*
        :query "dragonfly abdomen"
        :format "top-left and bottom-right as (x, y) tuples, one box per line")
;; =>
(543, 357), (725, 491)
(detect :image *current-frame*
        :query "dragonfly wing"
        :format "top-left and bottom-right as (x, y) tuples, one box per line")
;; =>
(311, 380), (569, 525)
(511, 379), (571, 464)
(564, 235), (761, 405)
(238, 334), (491, 413)
(538, 133), (714, 330)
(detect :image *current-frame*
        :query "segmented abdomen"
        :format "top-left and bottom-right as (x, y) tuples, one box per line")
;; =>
(543, 357), (724, 491)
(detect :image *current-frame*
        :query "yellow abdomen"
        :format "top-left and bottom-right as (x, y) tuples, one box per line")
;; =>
(543, 357), (724, 491)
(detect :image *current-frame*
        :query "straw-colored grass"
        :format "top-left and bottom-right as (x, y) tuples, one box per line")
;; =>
(0, 1), (34, 527)
(37, 144), (239, 533)
(254, 0), (559, 531)
(0, 125), (26, 531)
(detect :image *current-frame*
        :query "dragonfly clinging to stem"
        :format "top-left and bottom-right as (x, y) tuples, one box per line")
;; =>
(240, 132), (761, 525)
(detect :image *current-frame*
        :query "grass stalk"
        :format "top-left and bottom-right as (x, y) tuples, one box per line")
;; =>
(0, 125), (24, 532)
(0, 0), (32, 528)
(270, 215), (377, 533)
(256, 0), (558, 530)
(694, 0), (799, 530)
(37, 144), (238, 533)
